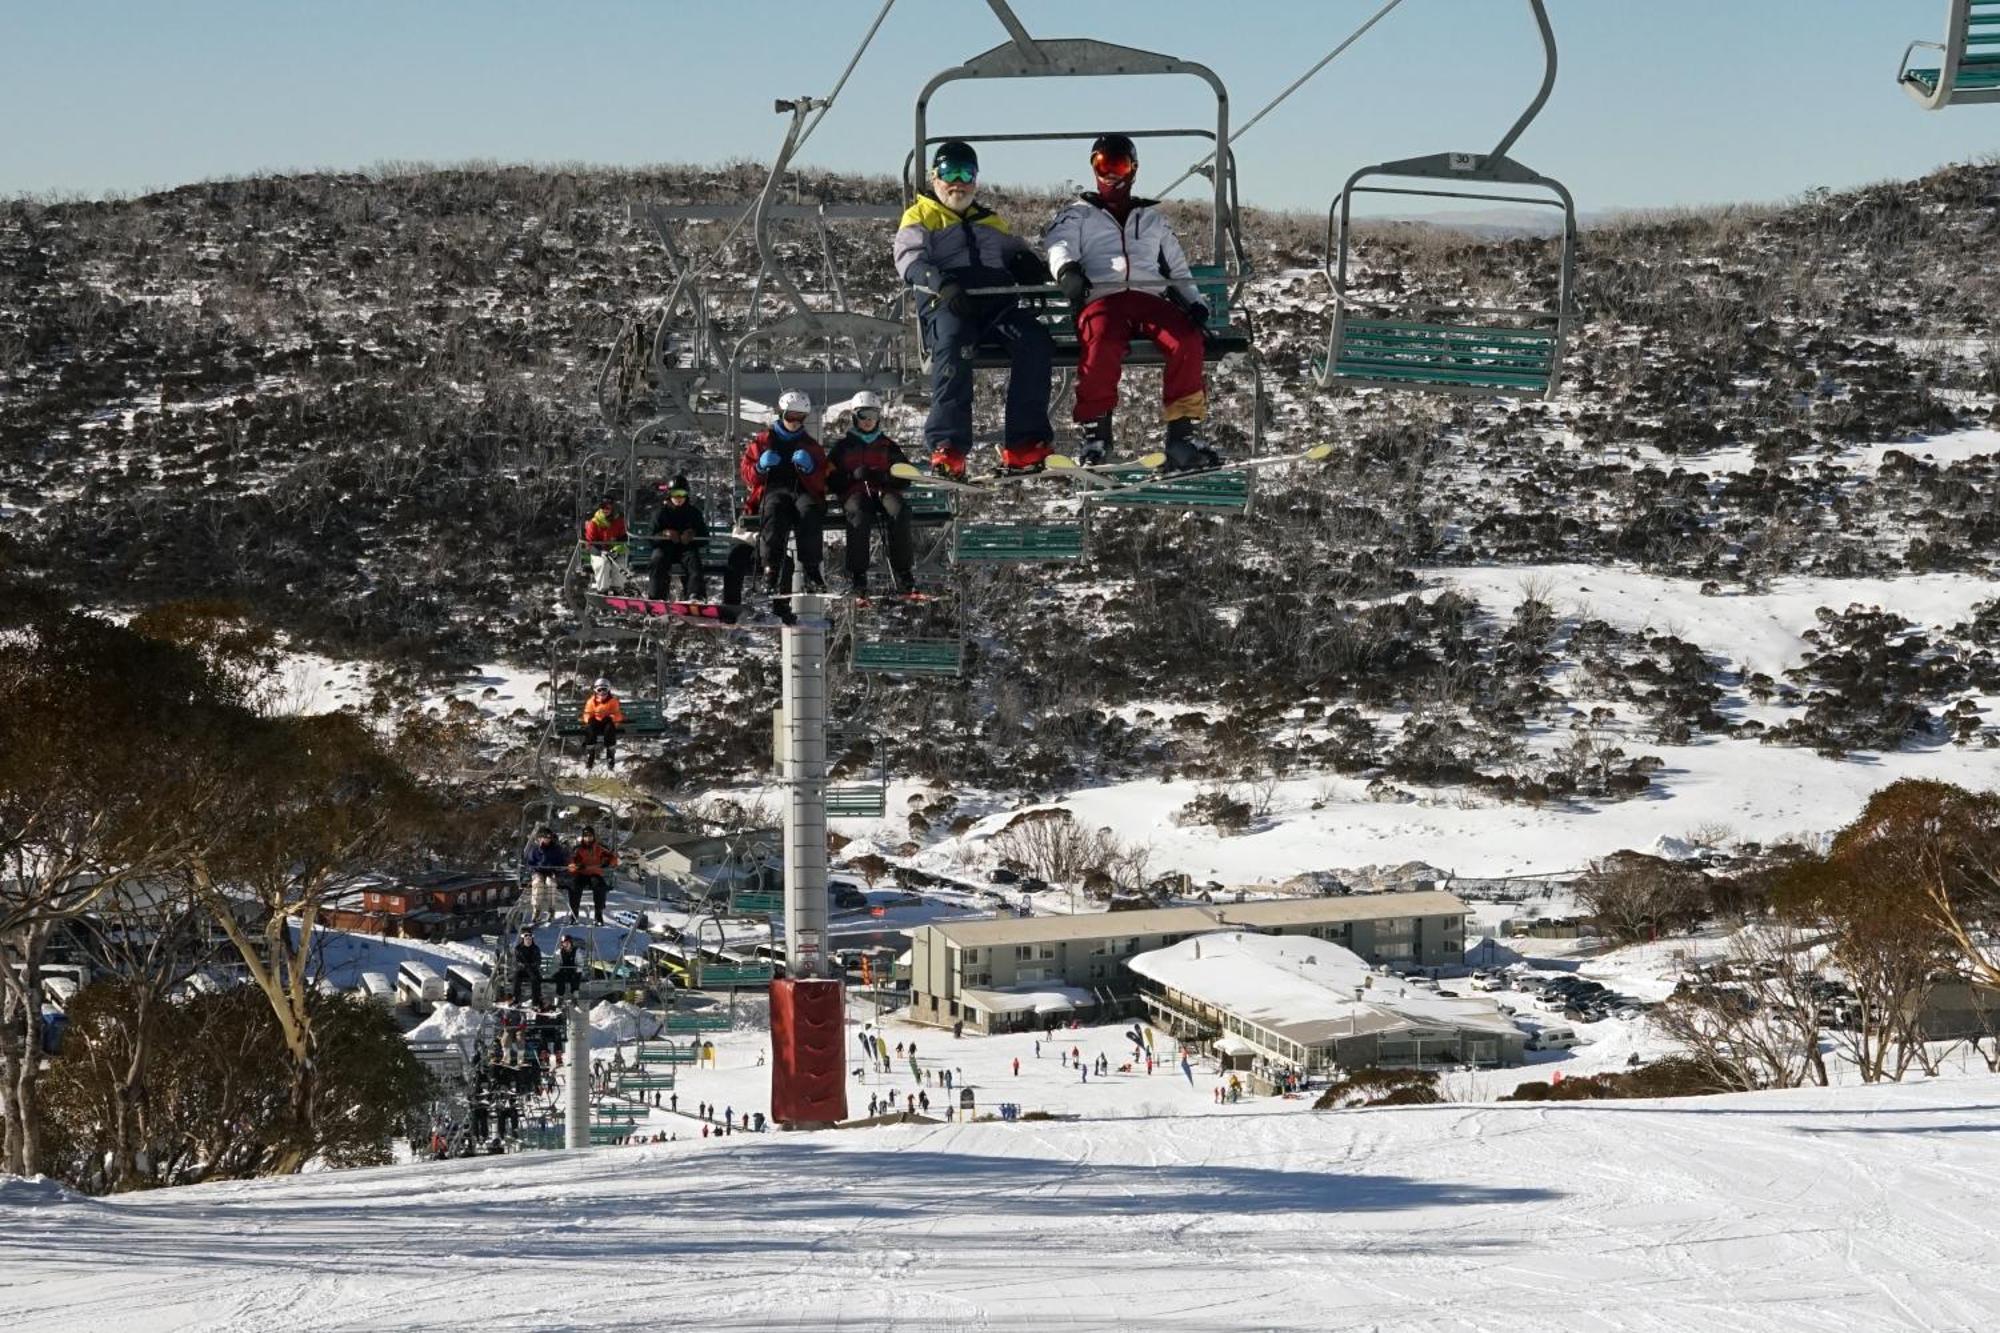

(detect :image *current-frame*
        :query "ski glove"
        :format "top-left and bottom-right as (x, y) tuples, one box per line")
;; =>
(1183, 302), (1211, 328)
(757, 449), (783, 473)
(790, 449), (817, 475)
(936, 281), (973, 319)
(1056, 265), (1089, 306)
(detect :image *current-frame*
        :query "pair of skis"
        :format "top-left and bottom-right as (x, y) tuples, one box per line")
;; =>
(889, 443), (1334, 494)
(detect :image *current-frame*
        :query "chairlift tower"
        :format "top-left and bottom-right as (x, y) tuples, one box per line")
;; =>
(779, 584), (832, 980)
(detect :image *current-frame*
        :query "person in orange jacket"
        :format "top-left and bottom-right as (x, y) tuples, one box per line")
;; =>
(580, 678), (624, 772)
(568, 825), (621, 925)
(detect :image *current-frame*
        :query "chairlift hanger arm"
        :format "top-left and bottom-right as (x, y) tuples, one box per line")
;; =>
(1157, 0), (1410, 200)
(911, 36), (1231, 267)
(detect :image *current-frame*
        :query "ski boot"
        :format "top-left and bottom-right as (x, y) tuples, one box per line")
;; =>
(1161, 418), (1221, 473)
(928, 446), (969, 480)
(997, 440), (1052, 474)
(802, 568), (827, 594)
(1077, 413), (1114, 467)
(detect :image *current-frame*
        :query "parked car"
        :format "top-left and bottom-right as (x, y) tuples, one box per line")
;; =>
(986, 867), (1019, 885)
(1468, 974), (1501, 992)
(1526, 1026), (1581, 1051)
(831, 886), (868, 910)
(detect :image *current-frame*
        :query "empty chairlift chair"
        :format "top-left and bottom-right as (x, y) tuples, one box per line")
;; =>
(1315, 0), (1578, 401)
(1901, 0), (2000, 107)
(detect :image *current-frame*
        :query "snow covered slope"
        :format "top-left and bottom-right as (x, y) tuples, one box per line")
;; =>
(7, 1079), (1998, 1331)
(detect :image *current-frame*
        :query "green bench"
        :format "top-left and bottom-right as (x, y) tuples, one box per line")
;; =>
(851, 637), (964, 676)
(1321, 315), (1559, 398)
(961, 264), (1251, 371)
(729, 888), (784, 915)
(1902, 1), (2000, 103)
(661, 1014), (731, 1035)
(554, 695), (668, 738)
(1090, 466), (1251, 512)
(954, 522), (1087, 563)
(695, 961), (774, 988)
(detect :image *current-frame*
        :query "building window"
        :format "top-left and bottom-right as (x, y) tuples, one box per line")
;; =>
(1016, 945), (1033, 961)
(963, 948), (981, 964)
(1038, 946), (1057, 961)
(949, 1002), (959, 1017)
(964, 1008), (978, 1024)
(1378, 942), (1415, 960)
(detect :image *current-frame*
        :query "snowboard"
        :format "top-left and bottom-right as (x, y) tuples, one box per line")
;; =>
(888, 458), (1117, 492)
(1053, 442), (1336, 486)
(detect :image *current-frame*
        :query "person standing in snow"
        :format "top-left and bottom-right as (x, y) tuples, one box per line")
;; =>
(1043, 133), (1219, 471)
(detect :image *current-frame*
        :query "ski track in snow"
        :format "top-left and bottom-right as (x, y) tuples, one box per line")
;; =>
(7, 1079), (2000, 1330)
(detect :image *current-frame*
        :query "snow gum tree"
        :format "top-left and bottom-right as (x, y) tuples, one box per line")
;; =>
(0, 609), (242, 1175)
(1774, 780), (2000, 1082)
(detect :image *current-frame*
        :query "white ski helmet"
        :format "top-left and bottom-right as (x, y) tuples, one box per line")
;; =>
(777, 390), (811, 418)
(593, 677), (611, 691)
(849, 390), (883, 415)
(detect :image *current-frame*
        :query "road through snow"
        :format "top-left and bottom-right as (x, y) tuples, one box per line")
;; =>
(5, 1080), (1998, 1330)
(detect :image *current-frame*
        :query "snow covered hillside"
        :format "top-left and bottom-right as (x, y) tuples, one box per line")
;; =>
(7, 1078), (1997, 1331)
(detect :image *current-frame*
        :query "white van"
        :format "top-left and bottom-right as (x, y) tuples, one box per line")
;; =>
(1526, 1026), (1580, 1051)
(396, 961), (447, 1011)
(444, 963), (493, 1009)
(358, 971), (396, 1008)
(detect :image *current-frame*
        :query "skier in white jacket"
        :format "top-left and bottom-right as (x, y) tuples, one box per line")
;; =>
(1043, 134), (1220, 470)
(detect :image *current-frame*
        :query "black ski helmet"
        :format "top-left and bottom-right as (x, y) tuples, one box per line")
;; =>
(931, 140), (979, 175)
(1090, 133), (1138, 167)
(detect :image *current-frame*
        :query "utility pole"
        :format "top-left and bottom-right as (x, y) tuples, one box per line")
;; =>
(781, 583), (830, 980)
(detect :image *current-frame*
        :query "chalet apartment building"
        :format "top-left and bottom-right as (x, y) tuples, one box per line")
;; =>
(906, 891), (1468, 1032)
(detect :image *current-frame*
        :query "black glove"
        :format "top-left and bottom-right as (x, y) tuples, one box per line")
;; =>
(1008, 250), (1053, 286)
(1057, 265), (1089, 306)
(937, 281), (973, 318)
(1183, 301), (1211, 328)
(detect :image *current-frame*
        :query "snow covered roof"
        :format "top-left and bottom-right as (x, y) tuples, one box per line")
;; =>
(926, 891), (1467, 948)
(1128, 932), (1519, 1048)
(961, 983), (1097, 1015)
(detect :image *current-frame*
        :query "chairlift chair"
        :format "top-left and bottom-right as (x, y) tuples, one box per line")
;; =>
(1900, 0), (2000, 108)
(1315, 0), (1577, 401)
(906, 24), (1266, 450)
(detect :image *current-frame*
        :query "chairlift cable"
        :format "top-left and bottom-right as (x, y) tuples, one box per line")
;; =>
(665, 0), (900, 300)
(1156, 0), (1410, 199)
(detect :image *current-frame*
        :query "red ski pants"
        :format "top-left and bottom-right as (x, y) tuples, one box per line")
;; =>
(1072, 289), (1207, 423)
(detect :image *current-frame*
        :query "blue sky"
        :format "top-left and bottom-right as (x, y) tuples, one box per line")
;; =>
(1, 1), (1993, 213)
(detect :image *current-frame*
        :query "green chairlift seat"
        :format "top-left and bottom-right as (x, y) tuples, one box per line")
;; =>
(517, 1123), (566, 1150)
(959, 264), (1251, 371)
(661, 1013), (731, 1034)
(694, 960), (774, 988)
(1319, 317), (1561, 396)
(1901, 0), (2000, 107)
(1089, 465), (1252, 512)
(614, 1069), (677, 1093)
(1315, 3), (1576, 402)
(902, 486), (956, 526)
(851, 637), (964, 676)
(554, 695), (668, 738)
(639, 1036), (708, 1059)
(729, 887), (784, 915)
(954, 522), (1087, 563)
(826, 782), (889, 818)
